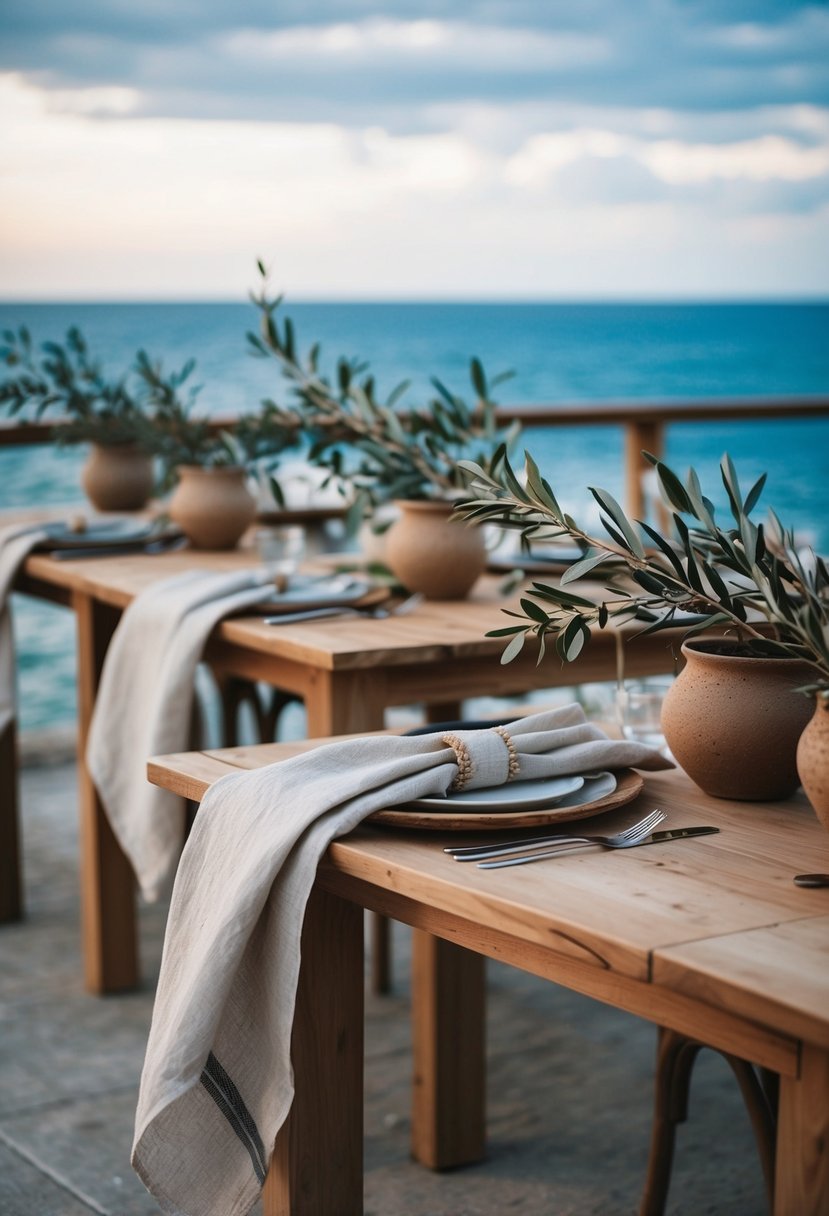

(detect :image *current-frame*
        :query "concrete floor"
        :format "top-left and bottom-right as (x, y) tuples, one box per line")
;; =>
(0, 756), (768, 1216)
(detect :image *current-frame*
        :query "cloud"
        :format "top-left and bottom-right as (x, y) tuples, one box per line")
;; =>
(0, 2), (827, 297)
(1, 3), (826, 126)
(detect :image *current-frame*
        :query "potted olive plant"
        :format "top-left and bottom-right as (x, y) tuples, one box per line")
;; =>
(0, 325), (158, 511)
(136, 352), (300, 551)
(245, 267), (520, 599)
(457, 450), (829, 813)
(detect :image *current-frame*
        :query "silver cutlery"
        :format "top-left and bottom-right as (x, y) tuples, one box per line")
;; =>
(478, 823), (722, 871)
(264, 592), (423, 625)
(446, 808), (665, 861)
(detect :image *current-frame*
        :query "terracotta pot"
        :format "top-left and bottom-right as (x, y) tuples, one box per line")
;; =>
(169, 465), (256, 550)
(661, 640), (814, 801)
(797, 695), (829, 831)
(81, 443), (154, 512)
(384, 499), (487, 600)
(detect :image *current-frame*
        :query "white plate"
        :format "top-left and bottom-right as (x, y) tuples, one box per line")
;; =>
(40, 518), (167, 548)
(408, 773), (586, 813)
(256, 574), (380, 614)
(371, 770), (630, 829)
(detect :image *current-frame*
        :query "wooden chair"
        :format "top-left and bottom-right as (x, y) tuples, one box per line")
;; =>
(640, 1027), (778, 1214)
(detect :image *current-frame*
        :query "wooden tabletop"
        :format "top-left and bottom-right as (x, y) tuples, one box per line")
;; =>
(150, 739), (829, 1055)
(18, 541), (689, 676)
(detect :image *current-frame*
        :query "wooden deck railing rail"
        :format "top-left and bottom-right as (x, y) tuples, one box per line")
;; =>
(2, 394), (828, 519)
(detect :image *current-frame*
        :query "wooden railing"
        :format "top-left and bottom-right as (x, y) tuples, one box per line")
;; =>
(2, 395), (828, 519)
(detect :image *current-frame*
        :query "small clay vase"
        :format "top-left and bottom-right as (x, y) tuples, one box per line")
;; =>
(169, 465), (256, 550)
(797, 695), (829, 831)
(81, 443), (155, 512)
(384, 499), (487, 601)
(661, 639), (814, 801)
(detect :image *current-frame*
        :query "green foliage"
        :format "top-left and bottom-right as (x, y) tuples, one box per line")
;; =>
(245, 265), (521, 521)
(0, 325), (302, 496)
(134, 353), (300, 491)
(0, 325), (155, 447)
(456, 450), (829, 689)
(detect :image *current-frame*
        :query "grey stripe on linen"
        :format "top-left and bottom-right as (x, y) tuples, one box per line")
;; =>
(200, 1052), (267, 1185)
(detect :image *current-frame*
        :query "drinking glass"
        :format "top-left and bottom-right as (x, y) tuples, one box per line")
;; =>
(615, 676), (674, 756)
(255, 525), (306, 579)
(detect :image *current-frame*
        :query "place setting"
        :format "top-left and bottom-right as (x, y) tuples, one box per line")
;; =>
(34, 515), (187, 559)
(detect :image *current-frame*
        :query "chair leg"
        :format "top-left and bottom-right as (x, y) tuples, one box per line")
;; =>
(212, 672), (301, 749)
(721, 1052), (777, 1208)
(639, 1028), (778, 1216)
(639, 1028), (702, 1216)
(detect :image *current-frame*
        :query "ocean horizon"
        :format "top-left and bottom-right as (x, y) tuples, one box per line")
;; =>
(3, 299), (828, 732)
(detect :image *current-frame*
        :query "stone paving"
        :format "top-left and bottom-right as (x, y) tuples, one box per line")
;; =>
(0, 756), (767, 1215)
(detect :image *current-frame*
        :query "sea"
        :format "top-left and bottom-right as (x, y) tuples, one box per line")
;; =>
(2, 300), (827, 734)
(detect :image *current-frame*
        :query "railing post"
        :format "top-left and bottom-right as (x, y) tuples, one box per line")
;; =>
(625, 419), (665, 525)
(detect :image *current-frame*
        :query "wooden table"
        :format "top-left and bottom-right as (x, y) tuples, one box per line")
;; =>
(150, 737), (829, 1215)
(6, 544), (687, 996)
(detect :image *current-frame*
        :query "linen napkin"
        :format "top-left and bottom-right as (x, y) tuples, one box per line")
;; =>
(87, 568), (277, 902)
(133, 703), (670, 1216)
(0, 523), (48, 737)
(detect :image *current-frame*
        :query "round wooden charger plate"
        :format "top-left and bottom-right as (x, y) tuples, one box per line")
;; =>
(370, 768), (644, 831)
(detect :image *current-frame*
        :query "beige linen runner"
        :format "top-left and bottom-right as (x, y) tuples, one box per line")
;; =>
(133, 704), (670, 1216)
(87, 568), (276, 902)
(0, 523), (48, 737)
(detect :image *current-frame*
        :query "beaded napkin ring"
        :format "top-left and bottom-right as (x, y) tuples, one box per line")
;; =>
(444, 726), (520, 791)
(444, 733), (473, 790)
(492, 725), (521, 781)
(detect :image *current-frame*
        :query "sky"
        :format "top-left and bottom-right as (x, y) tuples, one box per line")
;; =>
(1, 1), (828, 300)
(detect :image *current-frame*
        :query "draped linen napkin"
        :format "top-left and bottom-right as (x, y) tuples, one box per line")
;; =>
(133, 703), (671, 1216)
(0, 523), (48, 737)
(87, 568), (277, 902)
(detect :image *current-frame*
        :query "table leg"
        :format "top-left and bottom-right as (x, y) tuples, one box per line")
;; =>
(774, 1043), (829, 1215)
(411, 931), (486, 1170)
(0, 717), (22, 922)
(74, 592), (139, 994)
(264, 884), (364, 1216)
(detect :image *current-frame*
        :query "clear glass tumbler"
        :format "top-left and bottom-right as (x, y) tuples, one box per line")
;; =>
(615, 675), (674, 757)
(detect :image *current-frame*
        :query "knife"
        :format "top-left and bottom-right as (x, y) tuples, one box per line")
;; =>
(476, 825), (719, 869)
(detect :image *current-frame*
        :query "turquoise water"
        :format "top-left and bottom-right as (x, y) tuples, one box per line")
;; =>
(2, 301), (827, 731)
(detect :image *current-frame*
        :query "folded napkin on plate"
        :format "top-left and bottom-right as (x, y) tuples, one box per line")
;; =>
(133, 704), (671, 1216)
(0, 523), (49, 737)
(87, 568), (276, 902)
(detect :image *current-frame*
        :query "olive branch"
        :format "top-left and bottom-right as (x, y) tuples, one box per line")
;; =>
(455, 449), (829, 687)
(246, 263), (520, 524)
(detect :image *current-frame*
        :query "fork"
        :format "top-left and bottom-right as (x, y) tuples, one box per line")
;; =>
(449, 808), (665, 867)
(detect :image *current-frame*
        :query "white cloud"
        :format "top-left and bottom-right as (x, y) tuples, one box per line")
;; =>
(0, 72), (827, 299)
(225, 17), (609, 71)
(505, 130), (632, 188)
(644, 134), (829, 184)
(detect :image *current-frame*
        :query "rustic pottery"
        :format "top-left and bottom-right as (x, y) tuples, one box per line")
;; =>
(797, 695), (829, 831)
(169, 465), (256, 550)
(384, 499), (487, 601)
(81, 442), (155, 512)
(661, 639), (814, 801)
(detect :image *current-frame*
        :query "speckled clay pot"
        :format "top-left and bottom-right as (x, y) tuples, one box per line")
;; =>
(169, 465), (256, 550)
(384, 499), (486, 601)
(797, 696), (829, 832)
(661, 640), (814, 801)
(81, 443), (154, 512)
